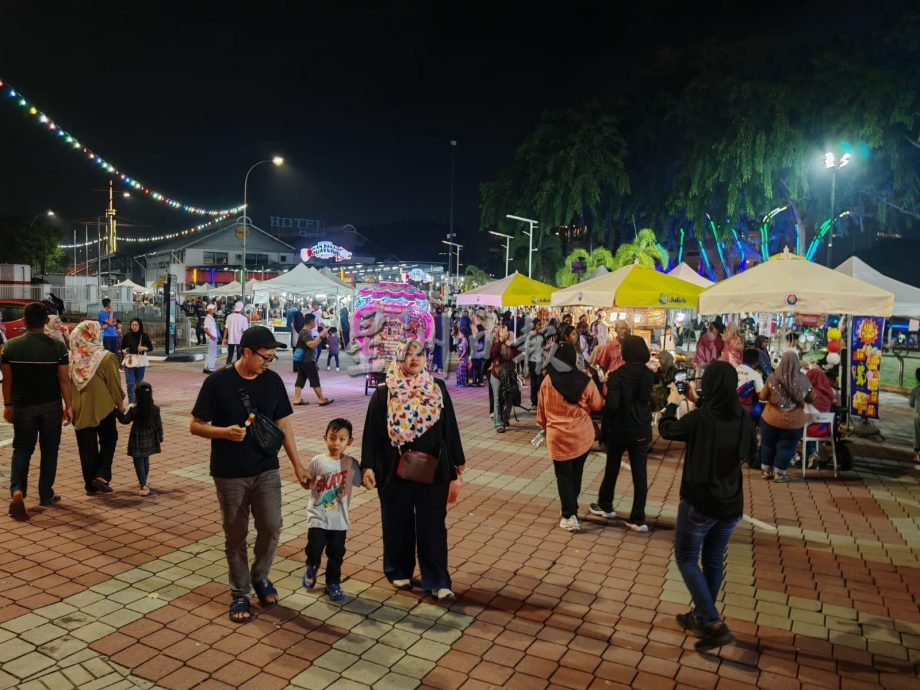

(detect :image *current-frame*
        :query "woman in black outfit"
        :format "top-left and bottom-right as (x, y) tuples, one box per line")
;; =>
(658, 361), (753, 652)
(590, 335), (655, 531)
(361, 339), (466, 600)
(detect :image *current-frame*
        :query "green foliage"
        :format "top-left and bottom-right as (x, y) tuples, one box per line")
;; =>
(612, 229), (667, 270)
(0, 215), (66, 274)
(555, 247), (618, 287)
(462, 264), (493, 289)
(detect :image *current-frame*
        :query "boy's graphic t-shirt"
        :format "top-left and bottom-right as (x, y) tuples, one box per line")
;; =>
(306, 453), (362, 530)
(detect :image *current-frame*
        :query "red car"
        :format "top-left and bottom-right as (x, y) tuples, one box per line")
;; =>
(0, 300), (31, 340)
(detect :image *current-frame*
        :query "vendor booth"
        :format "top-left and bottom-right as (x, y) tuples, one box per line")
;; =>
(668, 262), (715, 288)
(455, 271), (555, 307)
(834, 257), (920, 318)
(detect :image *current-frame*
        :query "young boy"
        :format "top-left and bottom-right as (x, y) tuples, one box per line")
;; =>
(910, 368), (920, 463)
(302, 418), (362, 601)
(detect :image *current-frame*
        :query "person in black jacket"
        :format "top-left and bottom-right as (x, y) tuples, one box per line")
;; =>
(361, 339), (465, 601)
(590, 335), (654, 531)
(658, 361), (752, 653)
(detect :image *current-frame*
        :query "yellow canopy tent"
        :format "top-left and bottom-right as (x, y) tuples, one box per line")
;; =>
(550, 263), (704, 308)
(456, 271), (555, 307)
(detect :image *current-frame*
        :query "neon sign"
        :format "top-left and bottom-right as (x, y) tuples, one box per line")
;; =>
(300, 241), (352, 263)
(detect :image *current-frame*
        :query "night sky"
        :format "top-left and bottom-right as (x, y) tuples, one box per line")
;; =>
(0, 1), (891, 254)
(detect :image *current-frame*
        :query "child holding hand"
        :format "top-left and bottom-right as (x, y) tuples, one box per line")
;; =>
(302, 418), (362, 601)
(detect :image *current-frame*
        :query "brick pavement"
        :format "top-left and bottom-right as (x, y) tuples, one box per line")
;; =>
(1, 353), (919, 689)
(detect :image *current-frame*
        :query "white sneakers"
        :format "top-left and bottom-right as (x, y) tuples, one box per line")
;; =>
(559, 515), (581, 532)
(626, 522), (650, 533)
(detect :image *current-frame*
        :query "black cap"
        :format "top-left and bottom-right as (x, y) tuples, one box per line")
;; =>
(239, 325), (287, 351)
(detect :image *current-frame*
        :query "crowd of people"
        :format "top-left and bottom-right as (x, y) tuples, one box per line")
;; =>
(2, 295), (855, 655)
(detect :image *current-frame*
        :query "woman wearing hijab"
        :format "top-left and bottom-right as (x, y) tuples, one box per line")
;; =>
(489, 325), (519, 433)
(658, 361), (753, 652)
(70, 320), (126, 494)
(803, 364), (836, 467)
(361, 339), (466, 600)
(758, 350), (815, 482)
(121, 318), (154, 405)
(693, 323), (720, 371)
(651, 350), (678, 411)
(536, 341), (604, 532)
(591, 335), (655, 532)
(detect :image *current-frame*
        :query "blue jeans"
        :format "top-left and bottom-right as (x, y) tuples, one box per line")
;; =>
(133, 455), (149, 486)
(10, 401), (63, 502)
(125, 366), (146, 403)
(760, 419), (801, 475)
(674, 499), (739, 625)
(103, 335), (118, 355)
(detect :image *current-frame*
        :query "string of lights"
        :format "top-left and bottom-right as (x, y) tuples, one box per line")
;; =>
(0, 77), (245, 217)
(59, 214), (231, 249)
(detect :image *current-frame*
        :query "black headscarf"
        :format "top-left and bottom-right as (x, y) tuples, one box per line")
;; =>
(621, 335), (650, 364)
(699, 360), (742, 420)
(547, 341), (590, 404)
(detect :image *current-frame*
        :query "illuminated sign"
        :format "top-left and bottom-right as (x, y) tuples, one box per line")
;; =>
(301, 242), (353, 263)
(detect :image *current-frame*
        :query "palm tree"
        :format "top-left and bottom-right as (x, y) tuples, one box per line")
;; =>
(612, 229), (667, 269)
(555, 247), (618, 286)
(462, 265), (494, 289)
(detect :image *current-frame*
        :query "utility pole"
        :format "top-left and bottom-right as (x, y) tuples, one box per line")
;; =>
(106, 179), (118, 282)
(506, 214), (539, 278)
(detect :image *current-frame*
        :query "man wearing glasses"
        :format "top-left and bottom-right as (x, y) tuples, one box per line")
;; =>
(191, 325), (307, 623)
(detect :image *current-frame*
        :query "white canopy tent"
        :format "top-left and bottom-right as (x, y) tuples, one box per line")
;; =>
(209, 280), (245, 297)
(668, 262), (714, 288)
(698, 250), (894, 316)
(835, 257), (920, 318)
(250, 263), (352, 299)
(181, 283), (215, 297)
(113, 278), (147, 293)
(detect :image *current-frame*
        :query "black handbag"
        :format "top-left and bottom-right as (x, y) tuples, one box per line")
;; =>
(238, 388), (285, 457)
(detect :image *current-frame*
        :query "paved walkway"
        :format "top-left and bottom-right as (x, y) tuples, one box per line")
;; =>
(1, 356), (919, 690)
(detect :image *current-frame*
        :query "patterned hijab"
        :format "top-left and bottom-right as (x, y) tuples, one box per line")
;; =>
(768, 350), (810, 410)
(70, 320), (109, 391)
(385, 340), (443, 447)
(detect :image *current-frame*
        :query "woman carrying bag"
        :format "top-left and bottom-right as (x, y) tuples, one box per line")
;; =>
(536, 341), (604, 532)
(658, 361), (753, 652)
(361, 339), (465, 601)
(121, 318), (153, 405)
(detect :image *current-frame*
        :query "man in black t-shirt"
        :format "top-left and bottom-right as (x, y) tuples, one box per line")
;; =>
(191, 326), (306, 623)
(2, 302), (72, 519)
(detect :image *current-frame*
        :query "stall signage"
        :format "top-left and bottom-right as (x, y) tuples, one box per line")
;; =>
(658, 293), (687, 306)
(301, 242), (353, 263)
(849, 315), (885, 419)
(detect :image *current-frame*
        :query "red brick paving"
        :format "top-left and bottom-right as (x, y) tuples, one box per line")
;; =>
(1, 358), (919, 688)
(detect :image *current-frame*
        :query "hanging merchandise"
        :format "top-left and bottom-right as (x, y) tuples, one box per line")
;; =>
(849, 316), (884, 419)
(1, 78), (245, 217)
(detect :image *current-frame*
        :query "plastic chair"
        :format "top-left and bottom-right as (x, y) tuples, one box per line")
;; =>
(802, 412), (837, 478)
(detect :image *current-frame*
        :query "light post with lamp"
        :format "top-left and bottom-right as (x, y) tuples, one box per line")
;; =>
(488, 230), (513, 277)
(441, 240), (463, 297)
(505, 214), (538, 278)
(241, 156), (284, 301)
(31, 210), (55, 275)
(823, 150), (851, 267)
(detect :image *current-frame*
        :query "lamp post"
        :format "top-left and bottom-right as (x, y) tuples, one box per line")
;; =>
(823, 151), (851, 267)
(31, 210), (55, 275)
(488, 230), (513, 277)
(441, 240), (463, 295)
(505, 214), (539, 278)
(241, 156), (284, 301)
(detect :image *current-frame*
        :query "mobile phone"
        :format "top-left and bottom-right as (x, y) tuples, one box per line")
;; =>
(675, 371), (688, 394)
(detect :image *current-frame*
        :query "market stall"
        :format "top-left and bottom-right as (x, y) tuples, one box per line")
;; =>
(668, 262), (715, 288)
(698, 249), (894, 423)
(550, 263), (705, 347)
(455, 271), (555, 307)
(834, 257), (920, 318)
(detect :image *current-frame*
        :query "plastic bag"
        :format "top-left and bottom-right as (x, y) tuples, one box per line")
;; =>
(447, 476), (463, 504)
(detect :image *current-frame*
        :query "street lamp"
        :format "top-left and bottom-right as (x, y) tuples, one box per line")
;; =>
(441, 240), (463, 294)
(488, 230), (513, 277)
(505, 214), (539, 278)
(31, 210), (55, 275)
(823, 151), (851, 267)
(241, 156), (284, 300)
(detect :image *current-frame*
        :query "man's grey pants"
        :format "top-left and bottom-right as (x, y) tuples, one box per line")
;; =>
(213, 469), (283, 599)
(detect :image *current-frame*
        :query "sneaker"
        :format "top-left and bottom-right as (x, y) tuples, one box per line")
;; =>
(676, 612), (706, 637)
(336, 367), (340, 372)
(326, 583), (345, 602)
(588, 503), (617, 519)
(694, 623), (735, 652)
(326, 366), (330, 371)
(773, 474), (791, 484)
(302, 564), (318, 590)
(558, 515), (581, 532)
(433, 588), (456, 601)
(8, 491), (27, 520)
(626, 521), (650, 533)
